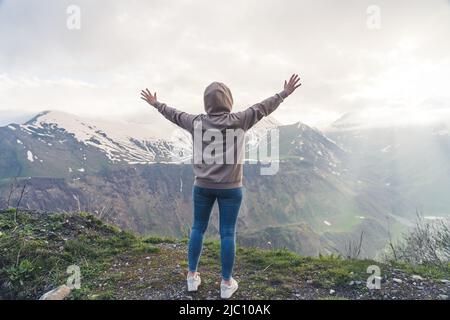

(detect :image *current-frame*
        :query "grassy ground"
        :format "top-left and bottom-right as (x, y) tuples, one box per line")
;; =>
(0, 209), (448, 300)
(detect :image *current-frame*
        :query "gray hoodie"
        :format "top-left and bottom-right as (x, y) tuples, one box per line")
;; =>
(154, 82), (288, 189)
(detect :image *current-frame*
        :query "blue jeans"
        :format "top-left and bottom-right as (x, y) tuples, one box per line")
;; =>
(188, 186), (243, 281)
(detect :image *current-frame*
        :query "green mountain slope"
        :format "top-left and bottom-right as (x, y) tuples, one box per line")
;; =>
(1, 210), (448, 300)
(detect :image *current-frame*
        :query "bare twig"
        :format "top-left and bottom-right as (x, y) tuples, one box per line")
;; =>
(261, 264), (273, 273)
(386, 215), (398, 261)
(356, 231), (364, 258)
(14, 182), (27, 223)
(344, 231), (364, 259)
(98, 202), (113, 220)
(74, 195), (81, 213)
(15, 239), (26, 267)
(6, 177), (18, 208)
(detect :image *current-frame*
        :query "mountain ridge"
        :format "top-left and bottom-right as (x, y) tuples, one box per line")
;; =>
(1, 110), (449, 259)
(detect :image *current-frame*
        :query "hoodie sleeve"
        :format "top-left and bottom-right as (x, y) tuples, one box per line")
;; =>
(154, 101), (198, 132)
(236, 90), (289, 131)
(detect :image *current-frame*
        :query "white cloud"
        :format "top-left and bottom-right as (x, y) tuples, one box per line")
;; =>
(0, 0), (449, 128)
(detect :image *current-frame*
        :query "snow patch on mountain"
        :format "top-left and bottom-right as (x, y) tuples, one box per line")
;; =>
(27, 150), (34, 162)
(22, 111), (190, 164)
(20, 110), (281, 165)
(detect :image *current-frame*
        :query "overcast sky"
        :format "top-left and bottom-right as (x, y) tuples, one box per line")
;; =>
(1, 0), (449, 129)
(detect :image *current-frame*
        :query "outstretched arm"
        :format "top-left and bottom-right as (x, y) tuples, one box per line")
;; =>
(140, 88), (197, 132)
(236, 74), (301, 131)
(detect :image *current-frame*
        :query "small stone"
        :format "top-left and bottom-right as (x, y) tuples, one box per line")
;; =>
(416, 286), (424, 290)
(440, 279), (449, 284)
(145, 256), (151, 260)
(306, 280), (313, 284)
(329, 289), (335, 295)
(438, 294), (448, 300)
(39, 285), (72, 300)
(412, 275), (424, 281)
(349, 281), (355, 286)
(393, 278), (403, 284)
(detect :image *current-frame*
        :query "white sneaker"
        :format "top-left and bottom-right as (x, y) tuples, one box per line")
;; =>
(220, 278), (238, 299)
(187, 273), (201, 292)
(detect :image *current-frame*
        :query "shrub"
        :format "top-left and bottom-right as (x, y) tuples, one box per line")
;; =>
(386, 214), (450, 269)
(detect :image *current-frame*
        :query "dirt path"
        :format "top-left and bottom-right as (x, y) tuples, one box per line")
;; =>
(105, 242), (449, 300)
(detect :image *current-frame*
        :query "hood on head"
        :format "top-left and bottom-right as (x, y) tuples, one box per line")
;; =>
(203, 82), (233, 115)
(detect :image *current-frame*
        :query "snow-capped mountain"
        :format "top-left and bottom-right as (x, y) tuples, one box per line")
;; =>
(20, 110), (192, 165)
(15, 110), (282, 166)
(1, 110), (435, 258)
(279, 122), (346, 175)
(0, 110), (287, 179)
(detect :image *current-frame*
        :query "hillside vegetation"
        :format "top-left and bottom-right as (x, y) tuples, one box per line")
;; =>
(0, 209), (448, 300)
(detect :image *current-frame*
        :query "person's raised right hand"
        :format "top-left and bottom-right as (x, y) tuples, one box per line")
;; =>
(140, 88), (158, 107)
